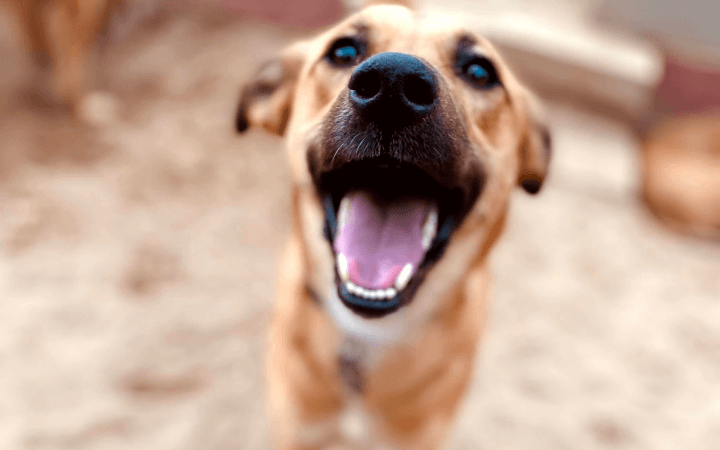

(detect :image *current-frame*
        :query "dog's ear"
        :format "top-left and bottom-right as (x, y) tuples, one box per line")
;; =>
(517, 93), (552, 195)
(235, 43), (306, 135)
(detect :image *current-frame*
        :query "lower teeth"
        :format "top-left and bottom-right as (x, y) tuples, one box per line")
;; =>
(344, 282), (397, 301)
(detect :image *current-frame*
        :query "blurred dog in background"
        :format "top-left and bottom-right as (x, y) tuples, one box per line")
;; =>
(639, 56), (720, 239)
(641, 111), (720, 239)
(7, 0), (122, 111)
(4, 0), (350, 115)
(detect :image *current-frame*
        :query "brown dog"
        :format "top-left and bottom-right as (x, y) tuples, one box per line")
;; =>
(641, 112), (720, 239)
(235, 4), (551, 449)
(8, 0), (121, 110)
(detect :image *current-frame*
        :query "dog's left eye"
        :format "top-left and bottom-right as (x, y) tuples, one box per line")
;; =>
(466, 64), (488, 82)
(458, 57), (499, 89)
(326, 38), (364, 67)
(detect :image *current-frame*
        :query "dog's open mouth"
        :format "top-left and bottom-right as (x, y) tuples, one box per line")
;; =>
(320, 158), (465, 316)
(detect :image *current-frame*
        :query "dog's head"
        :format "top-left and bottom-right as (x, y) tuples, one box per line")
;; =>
(236, 5), (551, 327)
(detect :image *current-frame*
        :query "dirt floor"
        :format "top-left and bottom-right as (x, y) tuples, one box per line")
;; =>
(0, 7), (719, 450)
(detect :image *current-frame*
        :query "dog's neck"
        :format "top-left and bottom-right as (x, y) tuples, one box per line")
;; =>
(338, 336), (368, 394)
(324, 290), (400, 392)
(303, 284), (418, 394)
(323, 280), (471, 395)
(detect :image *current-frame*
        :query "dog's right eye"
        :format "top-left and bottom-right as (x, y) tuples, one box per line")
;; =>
(326, 38), (364, 67)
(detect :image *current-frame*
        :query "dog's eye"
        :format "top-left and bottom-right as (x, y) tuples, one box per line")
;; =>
(459, 57), (499, 88)
(326, 38), (364, 67)
(466, 63), (488, 82)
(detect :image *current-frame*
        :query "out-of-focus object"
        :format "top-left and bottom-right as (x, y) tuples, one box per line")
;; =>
(344, 0), (412, 11)
(7, 0), (347, 116)
(597, 0), (720, 68)
(416, 0), (663, 122)
(648, 55), (720, 125)
(596, 0), (720, 126)
(220, 0), (344, 28)
(8, 0), (121, 112)
(598, 0), (720, 238)
(640, 45), (720, 239)
(641, 111), (720, 239)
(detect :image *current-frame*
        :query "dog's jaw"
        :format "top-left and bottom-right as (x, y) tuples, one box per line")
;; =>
(319, 199), (493, 342)
(325, 287), (407, 346)
(308, 73), (485, 317)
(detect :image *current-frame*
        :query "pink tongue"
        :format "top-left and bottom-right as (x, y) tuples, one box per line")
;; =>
(333, 191), (432, 289)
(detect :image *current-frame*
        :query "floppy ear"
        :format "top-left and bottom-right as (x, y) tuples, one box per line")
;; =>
(517, 93), (552, 194)
(235, 43), (306, 135)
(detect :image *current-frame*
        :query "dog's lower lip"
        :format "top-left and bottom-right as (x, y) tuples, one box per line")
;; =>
(338, 282), (401, 312)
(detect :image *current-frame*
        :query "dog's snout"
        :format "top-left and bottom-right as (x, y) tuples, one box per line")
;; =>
(349, 52), (437, 128)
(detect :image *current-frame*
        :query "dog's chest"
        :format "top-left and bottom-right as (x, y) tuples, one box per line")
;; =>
(299, 401), (399, 450)
(301, 337), (399, 449)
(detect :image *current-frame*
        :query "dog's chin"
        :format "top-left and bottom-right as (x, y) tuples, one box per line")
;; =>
(317, 157), (470, 318)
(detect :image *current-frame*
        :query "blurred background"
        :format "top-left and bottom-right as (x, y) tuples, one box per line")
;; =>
(0, 0), (718, 449)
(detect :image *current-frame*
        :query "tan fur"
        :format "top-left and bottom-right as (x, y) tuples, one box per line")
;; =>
(8, 0), (119, 110)
(641, 112), (720, 239)
(236, 5), (551, 449)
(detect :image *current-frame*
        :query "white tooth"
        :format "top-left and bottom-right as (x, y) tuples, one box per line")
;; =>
(394, 263), (413, 291)
(385, 288), (397, 299)
(337, 253), (349, 282)
(369, 290), (380, 300)
(422, 207), (438, 250)
(346, 282), (357, 295)
(338, 195), (352, 233)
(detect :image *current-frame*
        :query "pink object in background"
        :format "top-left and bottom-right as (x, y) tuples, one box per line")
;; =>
(220, 0), (345, 27)
(597, 0), (720, 117)
(654, 57), (720, 116)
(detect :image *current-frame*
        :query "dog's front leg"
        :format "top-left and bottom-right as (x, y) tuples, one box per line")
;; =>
(267, 234), (347, 450)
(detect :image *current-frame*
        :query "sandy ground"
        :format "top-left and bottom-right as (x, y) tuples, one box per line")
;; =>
(0, 7), (719, 450)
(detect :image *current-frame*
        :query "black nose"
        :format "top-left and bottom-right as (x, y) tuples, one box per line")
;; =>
(349, 52), (437, 128)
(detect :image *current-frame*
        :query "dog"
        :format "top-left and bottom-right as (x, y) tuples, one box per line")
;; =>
(235, 4), (552, 449)
(641, 112), (720, 239)
(7, 0), (122, 110)
(6, 0), (349, 113)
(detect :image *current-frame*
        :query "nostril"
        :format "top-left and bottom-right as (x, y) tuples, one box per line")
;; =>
(350, 70), (382, 100)
(403, 75), (435, 107)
